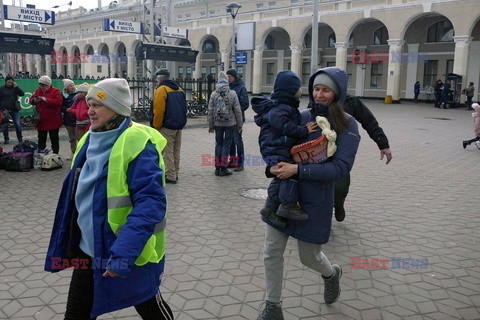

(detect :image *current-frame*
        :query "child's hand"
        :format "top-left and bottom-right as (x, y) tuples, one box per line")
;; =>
(306, 121), (318, 134)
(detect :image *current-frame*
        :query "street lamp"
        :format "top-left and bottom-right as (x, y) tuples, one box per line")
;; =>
(226, 2), (241, 69)
(52, 1), (72, 9)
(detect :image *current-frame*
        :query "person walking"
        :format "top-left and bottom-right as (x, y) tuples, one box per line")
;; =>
(44, 78), (174, 320)
(334, 94), (393, 221)
(29, 76), (63, 154)
(207, 71), (243, 176)
(414, 81), (420, 103)
(464, 82), (475, 110)
(226, 68), (248, 171)
(256, 67), (360, 319)
(61, 79), (78, 160)
(0, 75), (25, 144)
(434, 79), (443, 108)
(152, 68), (187, 184)
(463, 103), (480, 149)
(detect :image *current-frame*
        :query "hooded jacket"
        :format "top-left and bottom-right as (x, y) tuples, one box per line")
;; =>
(0, 84), (24, 111)
(229, 78), (249, 121)
(262, 68), (361, 244)
(207, 85), (243, 128)
(252, 96), (308, 166)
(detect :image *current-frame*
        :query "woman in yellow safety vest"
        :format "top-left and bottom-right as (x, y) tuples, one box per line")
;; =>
(44, 78), (174, 319)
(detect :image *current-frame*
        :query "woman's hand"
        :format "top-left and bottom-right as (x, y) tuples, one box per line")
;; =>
(270, 162), (298, 179)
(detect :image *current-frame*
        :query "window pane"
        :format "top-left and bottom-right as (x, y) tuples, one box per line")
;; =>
(423, 60), (438, 87)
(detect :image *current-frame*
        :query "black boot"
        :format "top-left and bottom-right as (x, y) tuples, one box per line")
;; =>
(463, 141), (469, 149)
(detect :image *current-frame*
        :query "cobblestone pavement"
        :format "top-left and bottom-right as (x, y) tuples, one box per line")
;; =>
(1, 99), (479, 319)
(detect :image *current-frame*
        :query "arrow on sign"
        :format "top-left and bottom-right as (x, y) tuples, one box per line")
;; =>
(110, 20), (115, 29)
(45, 11), (51, 23)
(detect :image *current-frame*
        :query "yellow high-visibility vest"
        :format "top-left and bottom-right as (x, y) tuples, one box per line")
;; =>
(73, 122), (167, 266)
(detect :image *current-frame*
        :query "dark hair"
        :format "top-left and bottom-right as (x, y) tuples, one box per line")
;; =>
(328, 100), (349, 134)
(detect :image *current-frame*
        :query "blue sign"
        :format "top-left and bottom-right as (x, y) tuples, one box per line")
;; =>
(236, 52), (247, 65)
(102, 18), (144, 34)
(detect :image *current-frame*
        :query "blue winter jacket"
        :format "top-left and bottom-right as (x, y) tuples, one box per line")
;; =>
(44, 120), (167, 318)
(229, 79), (249, 122)
(252, 96), (309, 166)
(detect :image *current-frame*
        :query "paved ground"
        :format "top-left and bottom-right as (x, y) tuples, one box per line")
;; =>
(1, 99), (479, 320)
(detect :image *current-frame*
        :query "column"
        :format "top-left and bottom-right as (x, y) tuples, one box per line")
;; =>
(146, 60), (155, 78)
(26, 54), (35, 76)
(290, 45), (303, 79)
(386, 39), (404, 102)
(45, 55), (52, 77)
(334, 42), (348, 71)
(193, 51), (202, 79)
(34, 55), (43, 76)
(276, 50), (285, 74)
(220, 49), (229, 72)
(67, 62), (74, 78)
(252, 46), (264, 94)
(111, 58), (119, 78)
(405, 43), (420, 99)
(453, 36), (472, 103)
(127, 54), (137, 79)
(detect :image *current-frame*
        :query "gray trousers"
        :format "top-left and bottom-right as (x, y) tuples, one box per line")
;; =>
(264, 224), (334, 303)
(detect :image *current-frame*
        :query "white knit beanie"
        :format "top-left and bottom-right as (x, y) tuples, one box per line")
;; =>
(86, 78), (132, 117)
(62, 79), (74, 90)
(39, 75), (52, 86)
(77, 83), (89, 93)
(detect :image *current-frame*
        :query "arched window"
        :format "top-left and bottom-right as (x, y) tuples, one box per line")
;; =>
(265, 35), (275, 50)
(202, 39), (216, 53)
(328, 33), (336, 48)
(427, 21), (454, 42)
(374, 26), (388, 45)
(348, 33), (354, 47)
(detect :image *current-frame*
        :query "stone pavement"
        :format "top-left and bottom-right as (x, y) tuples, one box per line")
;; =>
(1, 99), (479, 319)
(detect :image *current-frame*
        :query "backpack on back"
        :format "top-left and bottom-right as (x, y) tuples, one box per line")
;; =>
(214, 93), (232, 122)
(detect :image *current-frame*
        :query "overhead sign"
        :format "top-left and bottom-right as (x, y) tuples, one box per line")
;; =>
(102, 19), (143, 34)
(0, 32), (55, 54)
(159, 26), (188, 39)
(236, 52), (247, 65)
(137, 43), (198, 63)
(3, 5), (55, 25)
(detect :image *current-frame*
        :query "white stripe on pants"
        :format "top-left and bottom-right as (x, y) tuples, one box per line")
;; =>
(263, 224), (334, 303)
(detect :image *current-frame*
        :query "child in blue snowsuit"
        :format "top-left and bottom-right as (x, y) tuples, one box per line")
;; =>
(252, 70), (317, 227)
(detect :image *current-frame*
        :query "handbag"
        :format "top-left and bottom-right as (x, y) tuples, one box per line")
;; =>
(32, 109), (42, 125)
(290, 135), (329, 164)
(1, 109), (10, 124)
(14, 100), (21, 111)
(41, 153), (64, 171)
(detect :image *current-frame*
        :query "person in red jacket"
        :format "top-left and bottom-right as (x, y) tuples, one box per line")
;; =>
(29, 76), (63, 154)
(67, 83), (90, 141)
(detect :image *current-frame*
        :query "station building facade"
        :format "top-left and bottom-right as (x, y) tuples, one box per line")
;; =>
(26, 0), (480, 102)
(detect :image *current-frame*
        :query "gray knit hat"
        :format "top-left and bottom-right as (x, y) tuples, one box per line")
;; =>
(313, 73), (340, 97)
(86, 78), (132, 117)
(217, 71), (229, 88)
(39, 75), (52, 86)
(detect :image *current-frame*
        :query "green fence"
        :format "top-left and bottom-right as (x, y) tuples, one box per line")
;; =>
(0, 79), (97, 116)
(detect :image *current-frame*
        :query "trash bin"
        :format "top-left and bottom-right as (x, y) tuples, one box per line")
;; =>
(385, 95), (392, 104)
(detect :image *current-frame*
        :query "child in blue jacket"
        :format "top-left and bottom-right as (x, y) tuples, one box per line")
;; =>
(252, 70), (317, 226)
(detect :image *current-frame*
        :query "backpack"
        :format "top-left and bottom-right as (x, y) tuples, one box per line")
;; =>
(214, 93), (232, 122)
(13, 140), (38, 154)
(5, 152), (33, 172)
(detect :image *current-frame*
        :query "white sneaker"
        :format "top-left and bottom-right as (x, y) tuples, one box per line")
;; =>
(475, 141), (480, 149)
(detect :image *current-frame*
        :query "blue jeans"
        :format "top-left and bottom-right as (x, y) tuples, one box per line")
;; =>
(215, 126), (234, 169)
(1, 110), (23, 142)
(229, 125), (245, 166)
(267, 177), (299, 207)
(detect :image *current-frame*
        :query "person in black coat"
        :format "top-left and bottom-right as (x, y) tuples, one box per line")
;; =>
(0, 75), (25, 144)
(334, 95), (393, 221)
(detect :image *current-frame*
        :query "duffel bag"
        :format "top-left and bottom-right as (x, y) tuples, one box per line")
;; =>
(5, 152), (34, 172)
